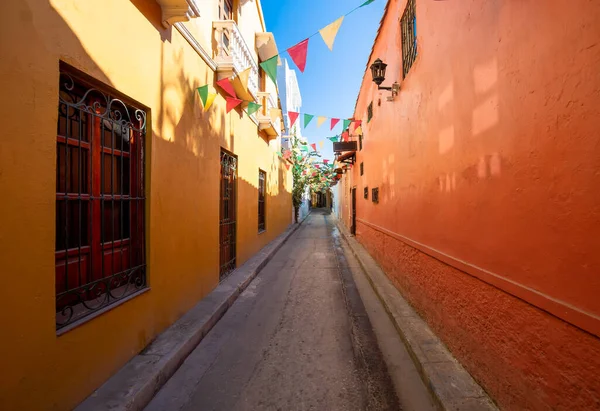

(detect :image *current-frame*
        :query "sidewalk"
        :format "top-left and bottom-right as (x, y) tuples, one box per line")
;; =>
(76, 214), (310, 411)
(335, 220), (498, 411)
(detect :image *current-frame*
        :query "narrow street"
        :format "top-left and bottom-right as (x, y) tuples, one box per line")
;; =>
(145, 209), (433, 411)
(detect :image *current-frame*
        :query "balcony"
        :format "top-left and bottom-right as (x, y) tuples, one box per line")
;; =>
(334, 141), (357, 165)
(213, 20), (259, 101)
(256, 92), (279, 138)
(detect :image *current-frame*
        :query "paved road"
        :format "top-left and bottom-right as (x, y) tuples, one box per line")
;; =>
(146, 209), (433, 411)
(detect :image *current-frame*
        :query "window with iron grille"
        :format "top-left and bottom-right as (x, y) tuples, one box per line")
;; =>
(360, 162), (364, 176)
(219, 0), (233, 20)
(372, 187), (379, 203)
(55, 64), (147, 331)
(367, 102), (373, 123)
(401, 0), (417, 78)
(359, 134), (363, 151)
(364, 187), (368, 199)
(258, 169), (266, 232)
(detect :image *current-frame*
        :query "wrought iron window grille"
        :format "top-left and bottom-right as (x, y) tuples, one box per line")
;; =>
(360, 162), (364, 176)
(367, 102), (373, 123)
(364, 187), (369, 199)
(372, 187), (379, 203)
(55, 66), (147, 331)
(401, 0), (417, 78)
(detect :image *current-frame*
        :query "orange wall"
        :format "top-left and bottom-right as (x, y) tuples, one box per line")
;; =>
(346, 0), (600, 409)
(0, 0), (291, 409)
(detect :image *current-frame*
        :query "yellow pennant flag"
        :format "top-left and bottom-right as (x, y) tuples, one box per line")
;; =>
(316, 116), (327, 128)
(355, 126), (363, 135)
(270, 108), (282, 122)
(238, 67), (251, 91)
(204, 92), (217, 111)
(319, 16), (345, 51)
(319, 141), (324, 149)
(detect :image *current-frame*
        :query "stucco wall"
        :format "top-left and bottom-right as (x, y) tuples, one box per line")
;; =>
(347, 0), (600, 409)
(0, 0), (291, 409)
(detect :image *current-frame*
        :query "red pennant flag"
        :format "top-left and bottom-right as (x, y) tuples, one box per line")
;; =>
(330, 118), (340, 130)
(287, 39), (309, 73)
(310, 143), (317, 151)
(226, 97), (243, 113)
(285, 163), (290, 170)
(315, 164), (320, 168)
(217, 78), (236, 98)
(289, 111), (299, 127)
(283, 150), (291, 159)
(342, 131), (349, 142)
(353, 120), (362, 129)
(323, 159), (329, 164)
(312, 172), (317, 177)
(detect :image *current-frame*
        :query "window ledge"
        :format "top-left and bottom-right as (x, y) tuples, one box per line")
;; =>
(57, 287), (150, 336)
(258, 229), (267, 235)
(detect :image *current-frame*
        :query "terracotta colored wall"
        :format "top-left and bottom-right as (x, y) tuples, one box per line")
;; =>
(344, 0), (600, 409)
(0, 0), (291, 409)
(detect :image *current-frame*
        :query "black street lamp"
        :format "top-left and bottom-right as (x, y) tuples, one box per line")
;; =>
(369, 58), (399, 98)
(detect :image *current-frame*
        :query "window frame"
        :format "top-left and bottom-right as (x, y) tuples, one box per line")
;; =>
(55, 64), (147, 332)
(367, 102), (373, 123)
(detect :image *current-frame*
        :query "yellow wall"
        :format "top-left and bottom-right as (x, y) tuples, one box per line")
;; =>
(0, 0), (292, 409)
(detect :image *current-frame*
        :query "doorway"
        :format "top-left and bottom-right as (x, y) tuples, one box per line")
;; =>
(219, 150), (237, 278)
(351, 187), (357, 235)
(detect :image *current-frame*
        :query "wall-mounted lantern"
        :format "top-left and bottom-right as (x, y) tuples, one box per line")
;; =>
(370, 58), (399, 99)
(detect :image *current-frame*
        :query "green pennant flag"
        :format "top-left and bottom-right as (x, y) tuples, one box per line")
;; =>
(328, 136), (339, 142)
(304, 114), (314, 128)
(247, 101), (262, 116)
(301, 146), (309, 152)
(296, 155), (303, 161)
(342, 119), (351, 130)
(260, 55), (278, 85)
(360, 0), (375, 7)
(197, 85), (209, 107)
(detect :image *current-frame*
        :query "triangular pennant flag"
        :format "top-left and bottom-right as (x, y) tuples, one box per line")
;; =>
(226, 97), (243, 113)
(360, 0), (375, 7)
(285, 163), (290, 170)
(319, 16), (344, 51)
(343, 119), (352, 130)
(323, 159), (329, 164)
(316, 116), (327, 128)
(310, 143), (317, 151)
(355, 126), (363, 135)
(353, 120), (363, 128)
(330, 118), (340, 130)
(197, 85), (209, 107)
(342, 131), (349, 142)
(270, 108), (282, 123)
(287, 39), (309, 73)
(304, 114), (314, 128)
(283, 150), (291, 159)
(319, 141), (324, 149)
(328, 136), (339, 142)
(237, 67), (251, 92)
(217, 78), (236, 98)
(260, 55), (279, 85)
(247, 101), (262, 116)
(301, 145), (309, 152)
(288, 111), (300, 127)
(203, 92), (217, 111)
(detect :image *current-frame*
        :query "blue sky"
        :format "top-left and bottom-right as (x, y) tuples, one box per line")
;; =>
(261, 0), (386, 161)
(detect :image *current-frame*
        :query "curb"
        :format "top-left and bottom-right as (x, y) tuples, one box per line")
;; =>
(335, 220), (498, 411)
(76, 213), (311, 411)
